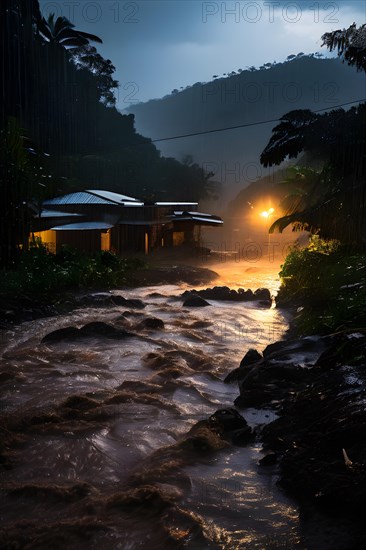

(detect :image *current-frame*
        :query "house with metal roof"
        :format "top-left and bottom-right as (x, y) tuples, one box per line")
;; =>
(31, 190), (223, 254)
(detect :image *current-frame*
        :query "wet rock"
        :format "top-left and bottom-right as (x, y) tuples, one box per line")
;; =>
(260, 352), (366, 524)
(180, 286), (271, 302)
(230, 426), (254, 445)
(42, 327), (81, 343)
(136, 317), (165, 330)
(79, 322), (132, 339)
(240, 349), (263, 368)
(208, 408), (254, 444)
(42, 322), (133, 343)
(235, 388), (275, 408)
(234, 361), (311, 408)
(315, 332), (366, 368)
(259, 451), (278, 466)
(254, 288), (271, 301)
(183, 296), (210, 307)
(122, 310), (144, 317)
(112, 296), (145, 309)
(78, 292), (114, 306)
(223, 368), (241, 383)
(224, 349), (263, 383)
(263, 335), (328, 360)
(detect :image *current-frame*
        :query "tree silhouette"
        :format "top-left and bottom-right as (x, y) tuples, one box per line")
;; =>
(71, 45), (118, 106)
(322, 23), (366, 72)
(38, 14), (102, 48)
(260, 104), (366, 245)
(259, 24), (366, 246)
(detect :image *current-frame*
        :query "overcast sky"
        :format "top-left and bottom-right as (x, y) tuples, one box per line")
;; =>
(39, 1), (366, 108)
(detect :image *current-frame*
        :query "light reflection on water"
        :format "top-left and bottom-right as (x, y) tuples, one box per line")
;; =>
(0, 262), (301, 548)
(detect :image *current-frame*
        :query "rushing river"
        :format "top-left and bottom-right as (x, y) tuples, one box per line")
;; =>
(0, 263), (301, 549)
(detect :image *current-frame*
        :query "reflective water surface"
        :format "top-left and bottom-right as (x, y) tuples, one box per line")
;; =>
(0, 262), (301, 548)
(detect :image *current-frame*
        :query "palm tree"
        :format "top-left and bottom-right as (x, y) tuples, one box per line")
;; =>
(38, 14), (102, 48)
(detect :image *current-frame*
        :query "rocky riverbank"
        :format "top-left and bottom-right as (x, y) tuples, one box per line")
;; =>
(0, 265), (219, 329)
(225, 330), (366, 549)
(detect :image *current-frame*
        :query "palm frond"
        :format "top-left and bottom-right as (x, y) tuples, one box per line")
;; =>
(75, 30), (103, 44)
(54, 16), (75, 36)
(38, 17), (53, 42)
(60, 37), (89, 48)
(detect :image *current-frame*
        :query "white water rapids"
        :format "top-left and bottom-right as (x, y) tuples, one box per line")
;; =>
(0, 262), (302, 549)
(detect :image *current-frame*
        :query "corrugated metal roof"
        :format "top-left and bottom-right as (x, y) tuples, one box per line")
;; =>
(51, 222), (113, 231)
(44, 192), (115, 206)
(87, 189), (143, 205)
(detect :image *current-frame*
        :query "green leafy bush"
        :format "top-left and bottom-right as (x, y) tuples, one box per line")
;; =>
(277, 236), (366, 334)
(0, 243), (145, 300)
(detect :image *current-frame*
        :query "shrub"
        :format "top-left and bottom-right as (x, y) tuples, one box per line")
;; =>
(0, 244), (145, 300)
(277, 236), (366, 334)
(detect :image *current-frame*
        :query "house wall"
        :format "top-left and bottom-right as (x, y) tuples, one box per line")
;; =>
(111, 225), (146, 253)
(56, 230), (102, 253)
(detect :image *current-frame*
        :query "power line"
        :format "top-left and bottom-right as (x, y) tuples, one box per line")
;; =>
(150, 98), (366, 143)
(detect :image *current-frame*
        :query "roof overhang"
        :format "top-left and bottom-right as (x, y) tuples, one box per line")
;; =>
(51, 222), (114, 231)
(36, 209), (83, 218)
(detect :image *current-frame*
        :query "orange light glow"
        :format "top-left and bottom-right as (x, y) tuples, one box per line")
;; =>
(260, 208), (275, 219)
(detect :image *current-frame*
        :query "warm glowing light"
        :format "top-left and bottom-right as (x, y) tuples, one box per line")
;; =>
(260, 208), (275, 219)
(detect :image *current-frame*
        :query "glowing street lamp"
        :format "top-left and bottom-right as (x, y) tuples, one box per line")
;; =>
(260, 207), (275, 219)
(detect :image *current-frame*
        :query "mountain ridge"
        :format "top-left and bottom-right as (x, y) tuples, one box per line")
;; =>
(125, 56), (366, 201)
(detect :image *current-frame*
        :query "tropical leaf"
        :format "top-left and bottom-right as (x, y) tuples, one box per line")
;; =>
(37, 13), (102, 49)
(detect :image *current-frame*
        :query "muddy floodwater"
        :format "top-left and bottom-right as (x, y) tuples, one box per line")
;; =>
(0, 262), (302, 549)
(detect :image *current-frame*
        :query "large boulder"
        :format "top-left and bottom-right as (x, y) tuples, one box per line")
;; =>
(208, 408), (254, 444)
(79, 322), (132, 338)
(136, 317), (165, 330)
(240, 348), (263, 368)
(42, 322), (133, 343)
(42, 327), (80, 343)
(224, 348), (263, 383)
(183, 296), (210, 307)
(254, 288), (271, 301)
(112, 296), (146, 309)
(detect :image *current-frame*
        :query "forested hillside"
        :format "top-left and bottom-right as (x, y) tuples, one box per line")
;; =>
(126, 56), (366, 200)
